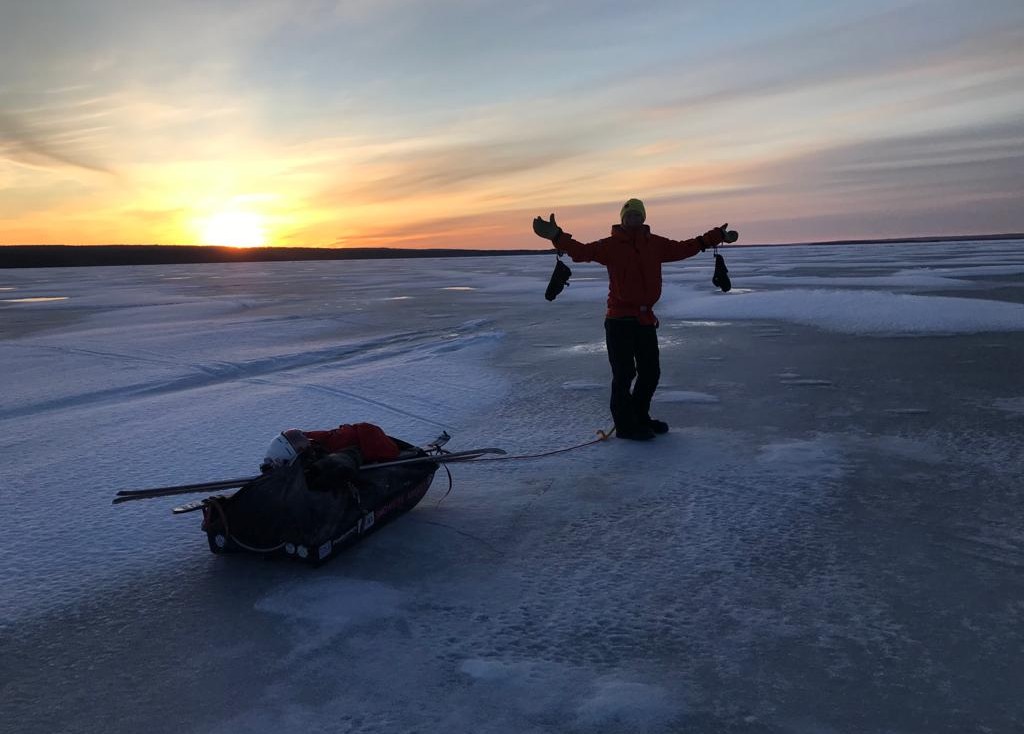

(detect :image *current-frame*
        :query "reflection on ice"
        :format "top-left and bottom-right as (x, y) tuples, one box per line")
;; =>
(255, 577), (405, 628)
(660, 287), (1024, 334)
(655, 390), (719, 403)
(993, 398), (1024, 415)
(561, 380), (602, 390)
(1, 296), (69, 303)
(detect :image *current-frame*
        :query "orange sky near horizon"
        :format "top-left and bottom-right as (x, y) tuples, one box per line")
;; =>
(2, 1), (1023, 249)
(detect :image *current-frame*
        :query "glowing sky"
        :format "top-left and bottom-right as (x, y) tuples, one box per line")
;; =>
(1, 0), (1022, 248)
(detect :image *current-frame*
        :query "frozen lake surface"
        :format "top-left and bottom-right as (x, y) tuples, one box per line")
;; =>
(2, 240), (1023, 732)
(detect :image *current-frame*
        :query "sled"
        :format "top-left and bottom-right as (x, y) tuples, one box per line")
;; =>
(197, 437), (503, 565)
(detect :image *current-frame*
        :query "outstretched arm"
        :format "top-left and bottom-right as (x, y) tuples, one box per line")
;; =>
(533, 213), (609, 264)
(658, 224), (738, 263)
(554, 232), (611, 265)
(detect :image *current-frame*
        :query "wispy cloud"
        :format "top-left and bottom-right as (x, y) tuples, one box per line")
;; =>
(746, 119), (1024, 203)
(325, 134), (599, 205)
(0, 108), (114, 174)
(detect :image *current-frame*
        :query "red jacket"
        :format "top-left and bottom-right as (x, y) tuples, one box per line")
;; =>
(304, 423), (400, 463)
(555, 224), (724, 325)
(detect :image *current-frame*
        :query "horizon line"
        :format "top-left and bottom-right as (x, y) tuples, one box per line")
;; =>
(3, 232), (1023, 250)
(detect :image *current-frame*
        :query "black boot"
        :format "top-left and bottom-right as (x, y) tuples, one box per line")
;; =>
(644, 418), (669, 434)
(616, 424), (655, 441)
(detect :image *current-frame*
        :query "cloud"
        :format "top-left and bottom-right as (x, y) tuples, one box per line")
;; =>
(294, 115), (1024, 247)
(302, 207), (531, 249)
(618, 2), (1024, 115)
(341, 139), (591, 203)
(0, 110), (113, 174)
(748, 119), (1024, 203)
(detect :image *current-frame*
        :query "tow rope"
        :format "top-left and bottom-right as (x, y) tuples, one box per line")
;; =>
(450, 425), (617, 464)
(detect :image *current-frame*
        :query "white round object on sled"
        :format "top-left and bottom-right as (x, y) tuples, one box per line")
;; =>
(262, 429), (311, 469)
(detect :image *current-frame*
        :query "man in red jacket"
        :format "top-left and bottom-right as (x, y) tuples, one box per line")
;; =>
(533, 198), (737, 440)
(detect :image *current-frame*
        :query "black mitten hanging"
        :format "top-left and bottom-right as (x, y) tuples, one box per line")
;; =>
(545, 258), (572, 301)
(712, 253), (731, 292)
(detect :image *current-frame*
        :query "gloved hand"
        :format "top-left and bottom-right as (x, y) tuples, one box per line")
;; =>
(533, 213), (564, 242)
(719, 223), (739, 244)
(699, 227), (725, 252)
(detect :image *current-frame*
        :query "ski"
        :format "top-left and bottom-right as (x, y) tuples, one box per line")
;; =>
(114, 434), (454, 502)
(114, 476), (259, 503)
(113, 447), (505, 505)
(358, 447), (505, 470)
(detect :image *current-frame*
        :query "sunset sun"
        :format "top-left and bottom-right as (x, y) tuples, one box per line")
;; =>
(198, 211), (267, 248)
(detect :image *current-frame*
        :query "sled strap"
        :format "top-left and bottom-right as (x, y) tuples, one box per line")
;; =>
(204, 497), (231, 541)
(434, 464), (455, 506)
(469, 426), (617, 463)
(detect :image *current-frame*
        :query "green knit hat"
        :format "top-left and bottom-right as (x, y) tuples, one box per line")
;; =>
(620, 198), (646, 223)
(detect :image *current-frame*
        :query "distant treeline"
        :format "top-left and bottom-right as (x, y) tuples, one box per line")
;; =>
(2, 233), (1021, 268)
(747, 233), (1024, 248)
(0, 245), (551, 269)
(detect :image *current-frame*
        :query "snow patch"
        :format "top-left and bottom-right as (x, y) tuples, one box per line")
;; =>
(668, 320), (730, 327)
(569, 340), (607, 354)
(757, 437), (847, 481)
(861, 435), (944, 464)
(992, 397), (1024, 416)
(562, 380), (603, 391)
(656, 390), (719, 403)
(574, 678), (678, 730)
(460, 658), (534, 681)
(781, 378), (835, 387)
(255, 578), (405, 628)
(1, 296), (69, 303)
(659, 288), (1024, 335)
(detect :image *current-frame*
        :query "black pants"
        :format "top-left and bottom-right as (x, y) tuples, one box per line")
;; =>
(604, 317), (660, 430)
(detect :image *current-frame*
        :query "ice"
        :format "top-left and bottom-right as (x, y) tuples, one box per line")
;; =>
(660, 288), (1024, 334)
(756, 436), (848, 481)
(2, 240), (1023, 733)
(655, 390), (720, 403)
(562, 380), (603, 390)
(255, 577), (406, 626)
(574, 679), (677, 729)
(993, 397), (1024, 416)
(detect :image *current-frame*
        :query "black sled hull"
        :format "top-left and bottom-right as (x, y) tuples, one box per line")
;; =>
(200, 439), (437, 565)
